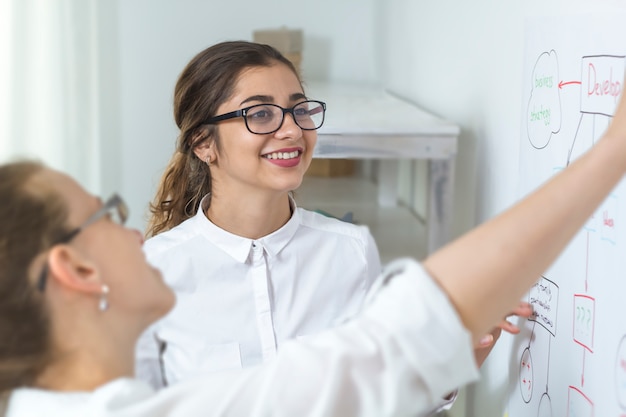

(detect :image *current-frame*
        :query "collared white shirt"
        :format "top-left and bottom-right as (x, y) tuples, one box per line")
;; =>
(136, 195), (381, 388)
(8, 260), (479, 417)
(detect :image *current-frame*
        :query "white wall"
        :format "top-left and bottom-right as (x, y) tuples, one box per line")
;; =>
(380, 5), (527, 415)
(110, 0), (380, 228)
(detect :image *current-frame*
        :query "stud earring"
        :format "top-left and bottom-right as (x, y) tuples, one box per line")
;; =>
(205, 155), (212, 165)
(99, 284), (109, 312)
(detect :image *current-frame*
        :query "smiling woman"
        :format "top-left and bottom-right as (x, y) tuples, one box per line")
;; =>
(136, 41), (383, 389)
(136, 42), (523, 400)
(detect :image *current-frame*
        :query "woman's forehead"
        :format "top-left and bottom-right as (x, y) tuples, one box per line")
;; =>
(35, 168), (99, 224)
(231, 64), (303, 102)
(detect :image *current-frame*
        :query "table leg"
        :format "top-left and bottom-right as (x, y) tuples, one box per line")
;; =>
(377, 160), (400, 206)
(427, 158), (456, 253)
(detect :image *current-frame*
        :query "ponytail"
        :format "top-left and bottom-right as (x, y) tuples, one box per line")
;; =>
(146, 147), (211, 237)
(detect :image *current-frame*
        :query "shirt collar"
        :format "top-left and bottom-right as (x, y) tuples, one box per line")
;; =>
(191, 194), (301, 263)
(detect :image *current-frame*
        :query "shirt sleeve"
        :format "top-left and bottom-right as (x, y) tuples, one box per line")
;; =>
(113, 258), (479, 417)
(134, 324), (166, 390)
(425, 389), (459, 415)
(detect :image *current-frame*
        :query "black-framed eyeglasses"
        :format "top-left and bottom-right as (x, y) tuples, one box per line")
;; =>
(36, 194), (128, 292)
(202, 100), (326, 135)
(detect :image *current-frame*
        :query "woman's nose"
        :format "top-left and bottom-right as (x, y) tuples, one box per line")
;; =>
(275, 112), (302, 138)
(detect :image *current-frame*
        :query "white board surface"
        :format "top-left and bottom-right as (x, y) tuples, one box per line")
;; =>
(506, 13), (626, 417)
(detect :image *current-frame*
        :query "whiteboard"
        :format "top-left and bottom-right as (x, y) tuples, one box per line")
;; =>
(505, 14), (626, 417)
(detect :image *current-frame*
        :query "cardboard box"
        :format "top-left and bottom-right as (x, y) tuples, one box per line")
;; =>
(282, 52), (302, 75)
(306, 159), (355, 177)
(253, 27), (303, 53)
(253, 27), (303, 75)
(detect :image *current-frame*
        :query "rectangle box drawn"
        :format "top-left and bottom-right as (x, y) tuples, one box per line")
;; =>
(580, 55), (625, 116)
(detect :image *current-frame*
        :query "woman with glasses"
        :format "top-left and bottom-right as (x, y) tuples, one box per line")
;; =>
(3, 88), (626, 414)
(136, 41), (529, 396)
(135, 40), (387, 388)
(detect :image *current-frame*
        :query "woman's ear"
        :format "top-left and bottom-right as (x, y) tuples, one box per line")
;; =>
(192, 129), (217, 165)
(46, 245), (102, 295)
(192, 138), (216, 166)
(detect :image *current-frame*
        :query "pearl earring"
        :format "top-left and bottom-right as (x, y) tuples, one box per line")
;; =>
(99, 284), (110, 312)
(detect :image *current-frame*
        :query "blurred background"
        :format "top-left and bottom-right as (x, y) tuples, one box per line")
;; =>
(3, 1), (626, 416)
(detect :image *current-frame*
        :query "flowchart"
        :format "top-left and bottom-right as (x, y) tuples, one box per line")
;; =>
(505, 15), (626, 417)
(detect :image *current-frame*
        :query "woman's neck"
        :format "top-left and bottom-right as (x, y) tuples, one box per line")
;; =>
(34, 312), (137, 392)
(35, 347), (133, 392)
(206, 192), (293, 239)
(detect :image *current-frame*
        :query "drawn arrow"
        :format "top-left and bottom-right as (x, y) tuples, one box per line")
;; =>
(582, 349), (586, 387)
(559, 80), (582, 89)
(585, 231), (589, 292)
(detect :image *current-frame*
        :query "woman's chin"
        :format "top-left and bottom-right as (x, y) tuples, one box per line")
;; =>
(148, 291), (176, 325)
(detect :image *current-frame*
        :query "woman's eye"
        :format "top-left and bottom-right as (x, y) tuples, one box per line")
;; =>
(248, 108), (273, 120)
(294, 107), (309, 117)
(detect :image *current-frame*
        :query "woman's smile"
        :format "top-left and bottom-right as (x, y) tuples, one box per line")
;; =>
(261, 147), (303, 167)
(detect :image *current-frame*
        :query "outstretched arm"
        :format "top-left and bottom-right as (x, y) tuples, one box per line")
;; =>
(424, 86), (626, 345)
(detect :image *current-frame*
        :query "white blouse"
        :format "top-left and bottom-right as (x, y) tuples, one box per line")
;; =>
(6, 260), (479, 417)
(136, 196), (381, 389)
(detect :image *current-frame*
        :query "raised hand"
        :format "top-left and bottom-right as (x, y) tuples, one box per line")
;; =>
(474, 301), (533, 367)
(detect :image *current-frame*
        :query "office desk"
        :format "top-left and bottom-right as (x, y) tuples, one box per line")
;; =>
(305, 81), (460, 254)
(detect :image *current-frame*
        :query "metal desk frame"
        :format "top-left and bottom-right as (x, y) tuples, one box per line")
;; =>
(308, 82), (460, 253)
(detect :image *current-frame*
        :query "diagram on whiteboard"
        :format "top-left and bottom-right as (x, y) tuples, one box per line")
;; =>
(505, 15), (626, 417)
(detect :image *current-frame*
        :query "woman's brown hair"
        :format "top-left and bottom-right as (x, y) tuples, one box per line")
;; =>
(0, 161), (70, 393)
(146, 40), (300, 237)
